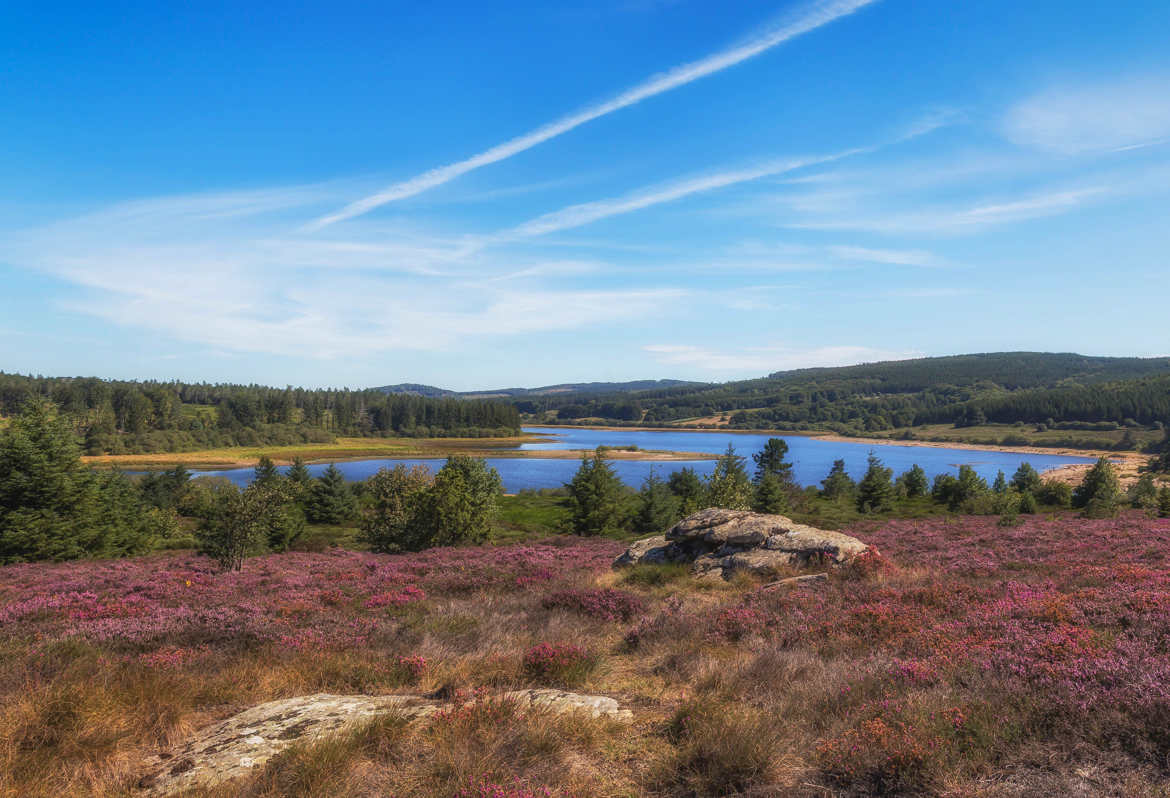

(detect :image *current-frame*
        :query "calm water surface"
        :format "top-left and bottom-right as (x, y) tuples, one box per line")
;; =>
(190, 426), (1094, 492)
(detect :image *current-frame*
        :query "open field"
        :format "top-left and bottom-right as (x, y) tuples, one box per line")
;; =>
(5, 513), (1170, 796)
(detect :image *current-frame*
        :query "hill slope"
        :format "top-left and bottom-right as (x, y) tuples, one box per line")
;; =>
(375, 379), (701, 399)
(519, 352), (1170, 433)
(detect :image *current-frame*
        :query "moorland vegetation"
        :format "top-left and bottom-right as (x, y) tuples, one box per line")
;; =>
(4, 396), (1170, 795)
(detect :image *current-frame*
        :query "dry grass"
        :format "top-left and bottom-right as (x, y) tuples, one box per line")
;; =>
(4, 515), (1170, 796)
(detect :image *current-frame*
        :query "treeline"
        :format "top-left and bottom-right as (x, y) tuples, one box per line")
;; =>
(562, 440), (1170, 537)
(521, 353), (1170, 433)
(5, 400), (1169, 566)
(0, 373), (520, 454)
(0, 400), (506, 565)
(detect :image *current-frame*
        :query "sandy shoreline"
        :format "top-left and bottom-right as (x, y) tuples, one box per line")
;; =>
(84, 446), (717, 471)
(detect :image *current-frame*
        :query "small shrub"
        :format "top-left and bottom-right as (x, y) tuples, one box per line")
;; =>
(619, 562), (689, 587)
(389, 654), (428, 685)
(710, 606), (770, 642)
(541, 588), (645, 622)
(521, 643), (597, 686)
(623, 597), (699, 649)
(658, 699), (780, 794)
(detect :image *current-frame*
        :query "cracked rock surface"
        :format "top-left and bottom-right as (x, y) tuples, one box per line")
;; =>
(614, 508), (869, 580)
(137, 689), (631, 796)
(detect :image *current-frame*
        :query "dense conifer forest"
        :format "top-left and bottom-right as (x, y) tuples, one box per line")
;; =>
(520, 353), (1170, 435)
(0, 374), (520, 454)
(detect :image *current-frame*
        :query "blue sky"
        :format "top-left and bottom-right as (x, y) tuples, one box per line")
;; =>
(2, 0), (1168, 390)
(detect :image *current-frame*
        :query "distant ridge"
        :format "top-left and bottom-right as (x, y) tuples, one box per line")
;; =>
(374, 379), (701, 399)
(374, 383), (458, 398)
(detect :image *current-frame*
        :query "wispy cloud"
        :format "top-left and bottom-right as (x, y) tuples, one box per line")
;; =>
(643, 343), (922, 373)
(500, 151), (866, 240)
(789, 186), (1110, 234)
(309, 0), (878, 228)
(2, 188), (684, 358)
(828, 245), (949, 267)
(1001, 74), (1170, 155)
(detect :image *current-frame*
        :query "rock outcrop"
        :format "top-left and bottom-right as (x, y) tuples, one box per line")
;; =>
(137, 690), (631, 796)
(613, 508), (869, 580)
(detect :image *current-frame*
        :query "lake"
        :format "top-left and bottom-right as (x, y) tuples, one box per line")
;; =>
(188, 426), (1095, 492)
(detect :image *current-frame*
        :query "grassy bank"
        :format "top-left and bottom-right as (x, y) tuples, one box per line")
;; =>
(80, 436), (716, 471)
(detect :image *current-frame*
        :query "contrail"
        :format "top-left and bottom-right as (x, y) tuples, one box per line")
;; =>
(309, 0), (878, 229)
(501, 149), (868, 240)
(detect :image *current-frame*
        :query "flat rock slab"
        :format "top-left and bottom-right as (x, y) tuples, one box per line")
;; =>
(615, 508), (870, 580)
(137, 690), (630, 796)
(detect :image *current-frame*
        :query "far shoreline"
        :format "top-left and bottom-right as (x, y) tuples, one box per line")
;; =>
(525, 423), (1144, 483)
(83, 424), (1142, 484)
(526, 423), (1123, 460)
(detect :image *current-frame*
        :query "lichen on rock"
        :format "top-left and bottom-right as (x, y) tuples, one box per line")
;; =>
(614, 508), (869, 581)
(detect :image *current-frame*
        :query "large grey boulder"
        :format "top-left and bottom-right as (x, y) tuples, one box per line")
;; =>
(137, 690), (631, 796)
(610, 534), (684, 567)
(615, 508), (869, 581)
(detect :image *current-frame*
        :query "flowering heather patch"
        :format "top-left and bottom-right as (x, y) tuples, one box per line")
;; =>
(6, 514), (1170, 795)
(622, 596), (699, 649)
(364, 585), (426, 608)
(541, 587), (645, 622)
(522, 642), (596, 685)
(390, 654), (428, 685)
(709, 605), (770, 642)
(0, 540), (622, 659)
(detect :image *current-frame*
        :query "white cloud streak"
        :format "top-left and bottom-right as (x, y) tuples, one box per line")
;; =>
(1002, 74), (1170, 155)
(501, 152), (861, 240)
(309, 0), (878, 229)
(3, 188), (687, 359)
(828, 245), (948, 267)
(788, 186), (1110, 234)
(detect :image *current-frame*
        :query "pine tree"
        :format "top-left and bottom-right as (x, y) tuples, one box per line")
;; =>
(1010, 462), (1042, 494)
(1073, 456), (1121, 519)
(753, 472), (790, 514)
(565, 449), (628, 536)
(287, 457), (312, 486)
(667, 467), (705, 515)
(896, 464), (929, 498)
(1019, 490), (1039, 514)
(752, 438), (793, 485)
(427, 456), (502, 546)
(305, 464), (357, 524)
(253, 455), (280, 486)
(706, 444), (752, 509)
(820, 459), (855, 500)
(992, 470), (1008, 494)
(1128, 473), (1159, 515)
(635, 469), (681, 534)
(856, 453), (894, 513)
(1159, 487), (1170, 518)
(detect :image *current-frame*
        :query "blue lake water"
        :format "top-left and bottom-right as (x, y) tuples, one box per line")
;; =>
(186, 426), (1095, 492)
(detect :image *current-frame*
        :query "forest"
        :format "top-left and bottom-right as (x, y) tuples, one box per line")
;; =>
(0, 373), (520, 455)
(520, 352), (1170, 436)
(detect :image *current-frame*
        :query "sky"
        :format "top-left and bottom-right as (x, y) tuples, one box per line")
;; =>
(2, 0), (1169, 391)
